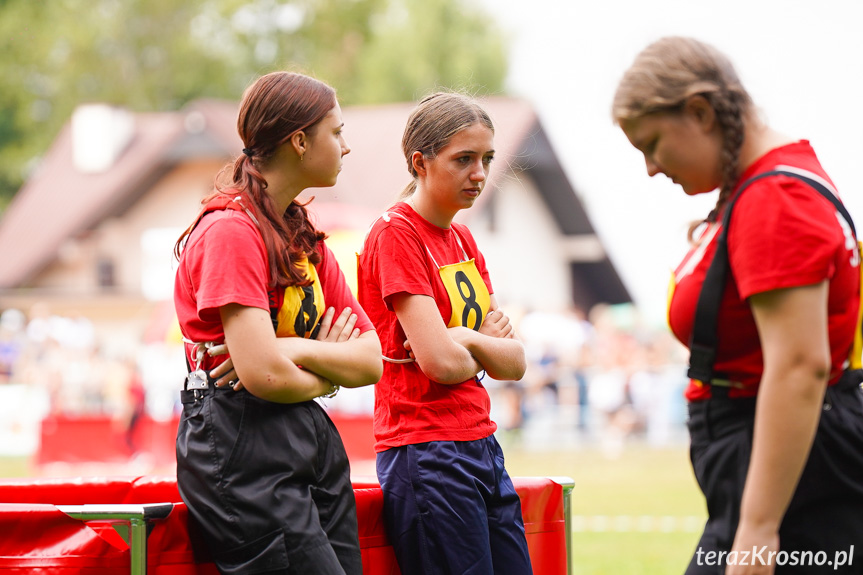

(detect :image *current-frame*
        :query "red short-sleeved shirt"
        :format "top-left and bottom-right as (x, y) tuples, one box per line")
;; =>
(669, 141), (860, 401)
(358, 202), (497, 451)
(174, 203), (373, 373)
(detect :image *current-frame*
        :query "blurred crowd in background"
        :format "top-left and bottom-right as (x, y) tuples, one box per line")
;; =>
(0, 301), (690, 457)
(491, 304), (690, 456)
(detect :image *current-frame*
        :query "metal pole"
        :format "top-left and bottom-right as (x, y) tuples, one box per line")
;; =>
(130, 515), (147, 575)
(563, 482), (574, 575)
(58, 503), (173, 575)
(548, 476), (575, 575)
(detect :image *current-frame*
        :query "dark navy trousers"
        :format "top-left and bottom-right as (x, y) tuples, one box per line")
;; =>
(377, 435), (534, 575)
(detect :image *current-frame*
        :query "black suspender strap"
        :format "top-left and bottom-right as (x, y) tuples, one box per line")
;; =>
(687, 169), (858, 383)
(268, 288), (280, 333)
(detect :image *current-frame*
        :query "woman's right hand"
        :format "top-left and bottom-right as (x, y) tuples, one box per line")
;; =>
(315, 307), (360, 342)
(725, 523), (779, 574)
(207, 343), (244, 391)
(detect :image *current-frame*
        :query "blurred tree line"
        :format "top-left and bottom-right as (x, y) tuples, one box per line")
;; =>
(0, 0), (508, 211)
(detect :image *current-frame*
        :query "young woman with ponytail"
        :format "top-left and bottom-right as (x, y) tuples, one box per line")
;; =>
(173, 71), (381, 575)
(357, 92), (533, 575)
(614, 37), (863, 574)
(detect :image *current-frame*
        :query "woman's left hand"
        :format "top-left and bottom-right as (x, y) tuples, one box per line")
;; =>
(207, 343), (244, 391)
(479, 309), (514, 339)
(725, 524), (779, 574)
(316, 307), (360, 343)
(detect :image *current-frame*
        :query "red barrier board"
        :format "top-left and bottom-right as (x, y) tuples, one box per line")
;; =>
(0, 476), (567, 574)
(37, 413), (377, 468)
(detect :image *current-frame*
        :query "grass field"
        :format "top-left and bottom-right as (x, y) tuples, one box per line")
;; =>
(1, 444), (705, 574)
(0, 457), (32, 478)
(503, 445), (705, 575)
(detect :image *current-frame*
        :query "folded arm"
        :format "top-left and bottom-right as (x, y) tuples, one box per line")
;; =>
(219, 303), (335, 402)
(448, 295), (526, 381)
(394, 293), (526, 384)
(393, 292), (483, 384)
(274, 306), (382, 388)
(214, 305), (382, 392)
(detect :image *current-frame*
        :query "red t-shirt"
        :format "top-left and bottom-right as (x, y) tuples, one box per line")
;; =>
(358, 202), (497, 451)
(669, 141), (860, 401)
(174, 203), (373, 373)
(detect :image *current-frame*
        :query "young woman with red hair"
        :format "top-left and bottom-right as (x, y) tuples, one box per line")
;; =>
(173, 71), (381, 575)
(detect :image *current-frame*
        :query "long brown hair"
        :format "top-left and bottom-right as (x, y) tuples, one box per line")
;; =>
(398, 92), (495, 200)
(176, 72), (335, 288)
(612, 37), (753, 222)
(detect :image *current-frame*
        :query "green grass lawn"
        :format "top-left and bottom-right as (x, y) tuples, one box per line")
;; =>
(0, 457), (32, 478)
(503, 445), (706, 575)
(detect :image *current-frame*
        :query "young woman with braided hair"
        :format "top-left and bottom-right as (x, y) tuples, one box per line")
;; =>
(614, 37), (863, 574)
(173, 71), (382, 574)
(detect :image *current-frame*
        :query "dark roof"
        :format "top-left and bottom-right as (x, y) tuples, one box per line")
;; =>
(0, 97), (630, 306)
(0, 101), (238, 288)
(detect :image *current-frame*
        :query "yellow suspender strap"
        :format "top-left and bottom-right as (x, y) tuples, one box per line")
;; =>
(850, 240), (863, 370)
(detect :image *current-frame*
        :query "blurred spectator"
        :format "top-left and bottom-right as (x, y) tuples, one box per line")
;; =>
(1, 299), (690, 456)
(0, 309), (26, 384)
(487, 302), (689, 452)
(518, 307), (590, 421)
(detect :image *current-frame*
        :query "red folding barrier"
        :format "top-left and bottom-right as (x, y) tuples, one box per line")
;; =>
(0, 476), (570, 574)
(37, 414), (377, 468)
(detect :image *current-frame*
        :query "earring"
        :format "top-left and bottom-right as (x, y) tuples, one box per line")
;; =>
(300, 153), (304, 163)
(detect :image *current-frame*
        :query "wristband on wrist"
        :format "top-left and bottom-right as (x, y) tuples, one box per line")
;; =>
(321, 383), (340, 399)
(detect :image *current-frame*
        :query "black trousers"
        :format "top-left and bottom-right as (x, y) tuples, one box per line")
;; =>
(685, 372), (863, 574)
(176, 385), (362, 575)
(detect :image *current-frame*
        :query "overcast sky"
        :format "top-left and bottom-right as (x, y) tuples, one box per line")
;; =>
(478, 0), (863, 325)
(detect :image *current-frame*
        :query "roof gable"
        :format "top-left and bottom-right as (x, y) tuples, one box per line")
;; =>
(0, 96), (592, 290)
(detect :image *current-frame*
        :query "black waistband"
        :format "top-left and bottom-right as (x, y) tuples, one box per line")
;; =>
(689, 369), (863, 442)
(698, 368), (863, 403)
(835, 368), (863, 391)
(692, 369), (863, 417)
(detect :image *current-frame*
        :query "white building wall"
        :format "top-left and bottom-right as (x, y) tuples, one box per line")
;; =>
(29, 160), (219, 295)
(100, 160), (219, 296)
(468, 172), (572, 314)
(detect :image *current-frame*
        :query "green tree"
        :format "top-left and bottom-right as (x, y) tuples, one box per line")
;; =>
(350, 0), (508, 104)
(0, 0), (508, 211)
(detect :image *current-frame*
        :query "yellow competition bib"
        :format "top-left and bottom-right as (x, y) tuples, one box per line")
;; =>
(850, 240), (863, 370)
(370, 209), (491, 332)
(439, 259), (490, 330)
(275, 258), (325, 339)
(666, 271), (677, 330)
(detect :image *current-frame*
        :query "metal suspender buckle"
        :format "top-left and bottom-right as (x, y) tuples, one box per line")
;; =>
(186, 369), (209, 401)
